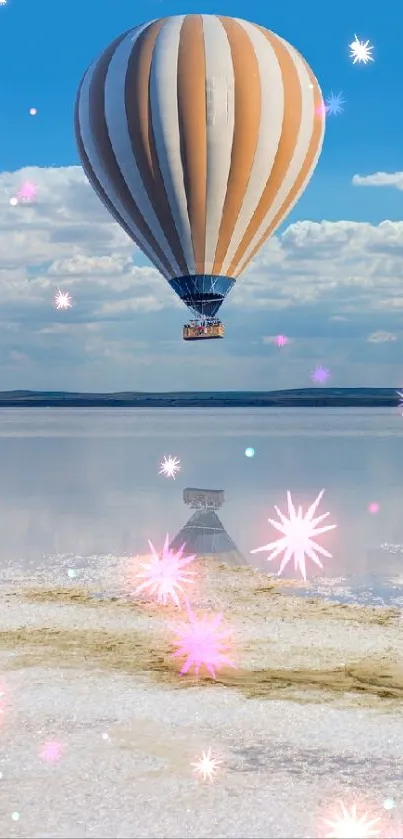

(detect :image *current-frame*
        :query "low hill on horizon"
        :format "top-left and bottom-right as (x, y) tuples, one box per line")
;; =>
(0, 387), (399, 407)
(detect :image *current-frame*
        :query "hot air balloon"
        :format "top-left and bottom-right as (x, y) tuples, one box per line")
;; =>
(75, 14), (325, 341)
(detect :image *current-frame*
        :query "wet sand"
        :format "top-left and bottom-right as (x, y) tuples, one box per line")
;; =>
(1, 559), (403, 837)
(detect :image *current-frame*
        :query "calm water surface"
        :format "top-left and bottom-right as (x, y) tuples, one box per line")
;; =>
(1, 407), (403, 607)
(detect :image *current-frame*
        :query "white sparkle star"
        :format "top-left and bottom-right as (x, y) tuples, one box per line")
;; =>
(250, 489), (336, 581)
(53, 289), (72, 310)
(191, 748), (222, 782)
(323, 801), (381, 838)
(159, 454), (181, 479)
(396, 390), (403, 413)
(349, 35), (374, 65)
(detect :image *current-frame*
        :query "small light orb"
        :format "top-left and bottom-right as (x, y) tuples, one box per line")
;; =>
(67, 568), (77, 579)
(368, 502), (379, 514)
(384, 798), (395, 810)
(9, 197), (18, 206)
(29, 107), (37, 116)
(245, 447), (255, 458)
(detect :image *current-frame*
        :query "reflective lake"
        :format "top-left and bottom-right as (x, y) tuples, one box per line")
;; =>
(1, 407), (403, 607)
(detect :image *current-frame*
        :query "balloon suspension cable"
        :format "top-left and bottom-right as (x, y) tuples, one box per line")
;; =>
(187, 313), (222, 327)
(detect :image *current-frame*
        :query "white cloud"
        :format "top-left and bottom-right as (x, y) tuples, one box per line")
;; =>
(352, 172), (403, 190)
(0, 165), (402, 390)
(367, 331), (397, 343)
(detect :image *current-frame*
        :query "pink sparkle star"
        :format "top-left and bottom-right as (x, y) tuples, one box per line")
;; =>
(311, 365), (330, 384)
(17, 181), (36, 202)
(274, 334), (289, 347)
(133, 534), (197, 608)
(322, 801), (381, 838)
(170, 606), (235, 679)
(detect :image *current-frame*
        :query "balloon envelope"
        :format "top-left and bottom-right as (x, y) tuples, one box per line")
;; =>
(75, 14), (325, 319)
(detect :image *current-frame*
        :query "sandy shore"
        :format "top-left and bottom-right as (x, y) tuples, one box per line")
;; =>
(0, 558), (403, 838)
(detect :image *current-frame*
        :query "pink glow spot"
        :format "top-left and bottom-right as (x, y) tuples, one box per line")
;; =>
(40, 740), (63, 762)
(368, 502), (379, 514)
(170, 606), (235, 679)
(29, 107), (37, 116)
(133, 534), (197, 608)
(311, 365), (330, 384)
(274, 334), (289, 347)
(385, 823), (403, 839)
(0, 682), (8, 723)
(322, 801), (381, 837)
(316, 102), (329, 117)
(17, 181), (36, 202)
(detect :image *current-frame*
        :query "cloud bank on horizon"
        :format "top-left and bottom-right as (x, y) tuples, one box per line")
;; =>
(0, 164), (402, 392)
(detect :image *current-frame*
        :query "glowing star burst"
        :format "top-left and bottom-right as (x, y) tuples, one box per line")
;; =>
(53, 289), (72, 310)
(312, 365), (330, 384)
(274, 334), (289, 347)
(323, 801), (381, 838)
(191, 748), (222, 782)
(170, 607), (235, 679)
(325, 91), (345, 116)
(17, 181), (36, 202)
(250, 489), (336, 581)
(159, 454), (181, 479)
(349, 35), (374, 65)
(134, 534), (197, 607)
(396, 390), (403, 412)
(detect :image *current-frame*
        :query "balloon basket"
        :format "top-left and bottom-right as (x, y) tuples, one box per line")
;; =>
(183, 320), (225, 341)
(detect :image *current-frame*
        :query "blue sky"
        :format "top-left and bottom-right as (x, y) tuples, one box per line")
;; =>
(0, 0), (395, 221)
(0, 0), (401, 391)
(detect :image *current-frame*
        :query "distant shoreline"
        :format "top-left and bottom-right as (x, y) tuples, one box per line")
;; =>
(0, 388), (399, 407)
